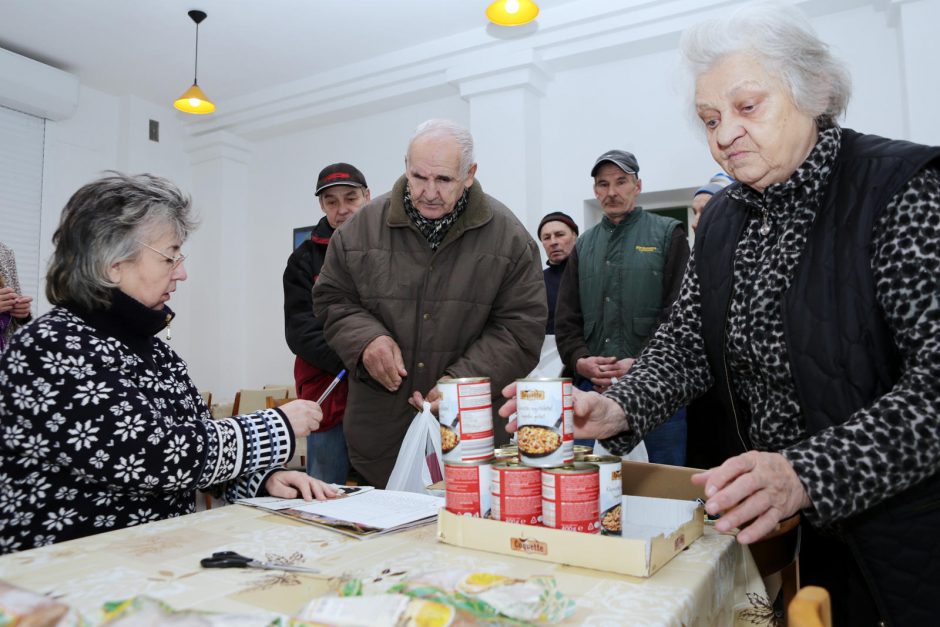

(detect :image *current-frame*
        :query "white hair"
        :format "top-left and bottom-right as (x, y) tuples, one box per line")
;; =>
(680, 1), (851, 127)
(406, 119), (476, 177)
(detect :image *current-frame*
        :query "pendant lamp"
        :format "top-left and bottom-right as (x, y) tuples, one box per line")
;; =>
(174, 10), (215, 114)
(486, 0), (540, 26)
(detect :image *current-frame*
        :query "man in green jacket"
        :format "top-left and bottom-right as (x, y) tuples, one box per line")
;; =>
(554, 150), (689, 464)
(313, 119), (546, 487)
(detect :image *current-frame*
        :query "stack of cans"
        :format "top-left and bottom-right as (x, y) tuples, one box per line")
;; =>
(442, 377), (623, 535)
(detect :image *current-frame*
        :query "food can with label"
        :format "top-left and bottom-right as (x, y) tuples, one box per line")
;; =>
(515, 378), (573, 467)
(445, 458), (494, 518)
(490, 460), (542, 525)
(493, 445), (518, 462)
(578, 454), (623, 535)
(438, 377), (494, 462)
(572, 445), (593, 460)
(541, 463), (600, 534)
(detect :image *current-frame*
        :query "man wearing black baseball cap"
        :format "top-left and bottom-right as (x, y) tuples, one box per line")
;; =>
(283, 162), (371, 485)
(555, 149), (690, 463)
(537, 211), (579, 335)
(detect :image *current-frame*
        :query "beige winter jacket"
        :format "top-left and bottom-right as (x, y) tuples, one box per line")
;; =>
(314, 176), (546, 486)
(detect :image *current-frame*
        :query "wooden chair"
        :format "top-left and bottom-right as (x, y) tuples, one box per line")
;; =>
(231, 388), (288, 415)
(198, 390), (213, 408)
(788, 586), (831, 627)
(749, 514), (801, 620)
(264, 384), (297, 399)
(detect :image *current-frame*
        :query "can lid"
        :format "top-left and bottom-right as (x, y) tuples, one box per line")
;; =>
(543, 461), (600, 474)
(438, 376), (491, 385)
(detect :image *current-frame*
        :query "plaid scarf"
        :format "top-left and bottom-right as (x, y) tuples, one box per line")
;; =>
(403, 184), (470, 251)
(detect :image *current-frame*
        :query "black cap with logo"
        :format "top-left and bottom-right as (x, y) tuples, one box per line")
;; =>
(590, 150), (640, 177)
(315, 163), (368, 196)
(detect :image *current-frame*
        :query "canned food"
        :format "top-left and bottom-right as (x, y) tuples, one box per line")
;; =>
(541, 463), (600, 534)
(491, 460), (542, 525)
(572, 445), (593, 460)
(579, 455), (622, 535)
(515, 378), (573, 468)
(494, 445), (518, 462)
(445, 458), (493, 518)
(438, 377), (494, 462)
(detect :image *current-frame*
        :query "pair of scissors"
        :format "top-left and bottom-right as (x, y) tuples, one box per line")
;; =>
(200, 551), (320, 574)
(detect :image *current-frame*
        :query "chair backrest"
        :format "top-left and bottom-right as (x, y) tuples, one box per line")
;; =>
(264, 384), (295, 399)
(266, 396), (293, 409)
(788, 586), (831, 627)
(232, 388), (281, 415)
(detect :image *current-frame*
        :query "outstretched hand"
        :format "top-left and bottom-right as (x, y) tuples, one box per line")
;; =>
(497, 382), (629, 440)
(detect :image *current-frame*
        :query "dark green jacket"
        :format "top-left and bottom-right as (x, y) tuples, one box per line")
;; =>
(555, 209), (688, 370)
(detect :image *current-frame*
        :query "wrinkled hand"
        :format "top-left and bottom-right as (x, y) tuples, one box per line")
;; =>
(264, 470), (337, 501)
(278, 399), (323, 437)
(591, 357), (635, 391)
(498, 382), (629, 440)
(362, 335), (408, 392)
(11, 295), (32, 319)
(409, 382), (443, 414)
(576, 355), (617, 381)
(0, 287), (15, 314)
(691, 451), (811, 544)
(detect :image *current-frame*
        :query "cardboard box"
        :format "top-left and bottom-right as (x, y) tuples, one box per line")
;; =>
(436, 461), (705, 577)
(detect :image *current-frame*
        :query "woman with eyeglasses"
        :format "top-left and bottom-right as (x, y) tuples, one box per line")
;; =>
(0, 172), (335, 554)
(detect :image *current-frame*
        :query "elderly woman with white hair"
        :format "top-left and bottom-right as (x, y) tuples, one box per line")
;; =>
(0, 173), (335, 555)
(500, 4), (940, 624)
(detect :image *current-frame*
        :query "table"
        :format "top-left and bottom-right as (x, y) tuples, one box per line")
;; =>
(0, 505), (770, 626)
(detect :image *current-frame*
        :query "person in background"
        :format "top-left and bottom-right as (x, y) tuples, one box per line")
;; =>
(504, 4), (940, 624)
(314, 119), (545, 487)
(0, 242), (33, 354)
(689, 172), (734, 231)
(554, 150), (689, 461)
(284, 163), (371, 485)
(536, 211), (578, 335)
(0, 173), (335, 555)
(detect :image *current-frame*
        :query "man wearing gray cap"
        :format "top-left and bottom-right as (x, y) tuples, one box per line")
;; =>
(555, 150), (690, 463)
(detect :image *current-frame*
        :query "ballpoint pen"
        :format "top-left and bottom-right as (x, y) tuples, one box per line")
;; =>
(316, 369), (347, 405)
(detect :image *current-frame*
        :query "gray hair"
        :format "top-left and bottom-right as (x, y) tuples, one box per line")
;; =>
(406, 119), (476, 177)
(46, 172), (197, 310)
(680, 2), (852, 128)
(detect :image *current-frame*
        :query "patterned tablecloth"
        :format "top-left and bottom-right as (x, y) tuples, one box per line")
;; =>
(0, 504), (772, 626)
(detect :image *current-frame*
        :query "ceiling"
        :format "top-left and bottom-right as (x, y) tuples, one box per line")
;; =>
(0, 0), (581, 109)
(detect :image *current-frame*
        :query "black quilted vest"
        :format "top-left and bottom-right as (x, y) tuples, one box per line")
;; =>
(696, 129), (940, 626)
(696, 128), (940, 449)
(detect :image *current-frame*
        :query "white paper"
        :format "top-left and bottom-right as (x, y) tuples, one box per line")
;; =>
(289, 490), (444, 529)
(298, 595), (410, 626)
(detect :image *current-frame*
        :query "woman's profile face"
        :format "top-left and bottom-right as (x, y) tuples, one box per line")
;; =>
(109, 227), (187, 310)
(695, 52), (817, 193)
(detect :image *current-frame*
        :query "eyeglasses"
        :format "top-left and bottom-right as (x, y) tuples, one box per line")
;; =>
(136, 240), (187, 269)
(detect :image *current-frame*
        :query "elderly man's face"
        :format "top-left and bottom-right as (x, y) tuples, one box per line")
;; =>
(695, 52), (816, 193)
(593, 163), (642, 225)
(690, 192), (712, 231)
(539, 221), (577, 264)
(319, 185), (370, 229)
(406, 135), (477, 220)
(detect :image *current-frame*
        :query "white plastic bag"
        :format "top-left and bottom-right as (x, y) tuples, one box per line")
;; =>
(386, 401), (444, 493)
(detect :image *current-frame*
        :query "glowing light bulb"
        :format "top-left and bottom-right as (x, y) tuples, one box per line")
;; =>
(189, 98), (200, 107)
(506, 0), (520, 13)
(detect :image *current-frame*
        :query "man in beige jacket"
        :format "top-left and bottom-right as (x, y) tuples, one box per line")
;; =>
(314, 119), (546, 487)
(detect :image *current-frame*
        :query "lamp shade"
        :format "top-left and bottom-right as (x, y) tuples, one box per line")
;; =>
(174, 83), (215, 114)
(486, 0), (539, 26)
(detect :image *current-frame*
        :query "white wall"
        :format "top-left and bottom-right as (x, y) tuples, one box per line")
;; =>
(7, 0), (939, 405)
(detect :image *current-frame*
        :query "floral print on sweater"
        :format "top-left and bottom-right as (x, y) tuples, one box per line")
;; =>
(600, 126), (940, 524)
(0, 306), (295, 554)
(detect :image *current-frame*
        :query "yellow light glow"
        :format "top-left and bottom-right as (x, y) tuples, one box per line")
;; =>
(486, 0), (539, 26)
(174, 83), (216, 114)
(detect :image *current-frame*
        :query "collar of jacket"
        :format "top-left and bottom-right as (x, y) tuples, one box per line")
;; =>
(386, 175), (493, 240)
(311, 215), (335, 245)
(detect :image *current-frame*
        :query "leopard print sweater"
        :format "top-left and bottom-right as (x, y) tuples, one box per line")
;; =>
(601, 126), (940, 524)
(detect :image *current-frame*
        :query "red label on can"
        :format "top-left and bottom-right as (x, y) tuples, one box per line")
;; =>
(445, 463), (492, 518)
(491, 465), (542, 525)
(542, 470), (600, 533)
